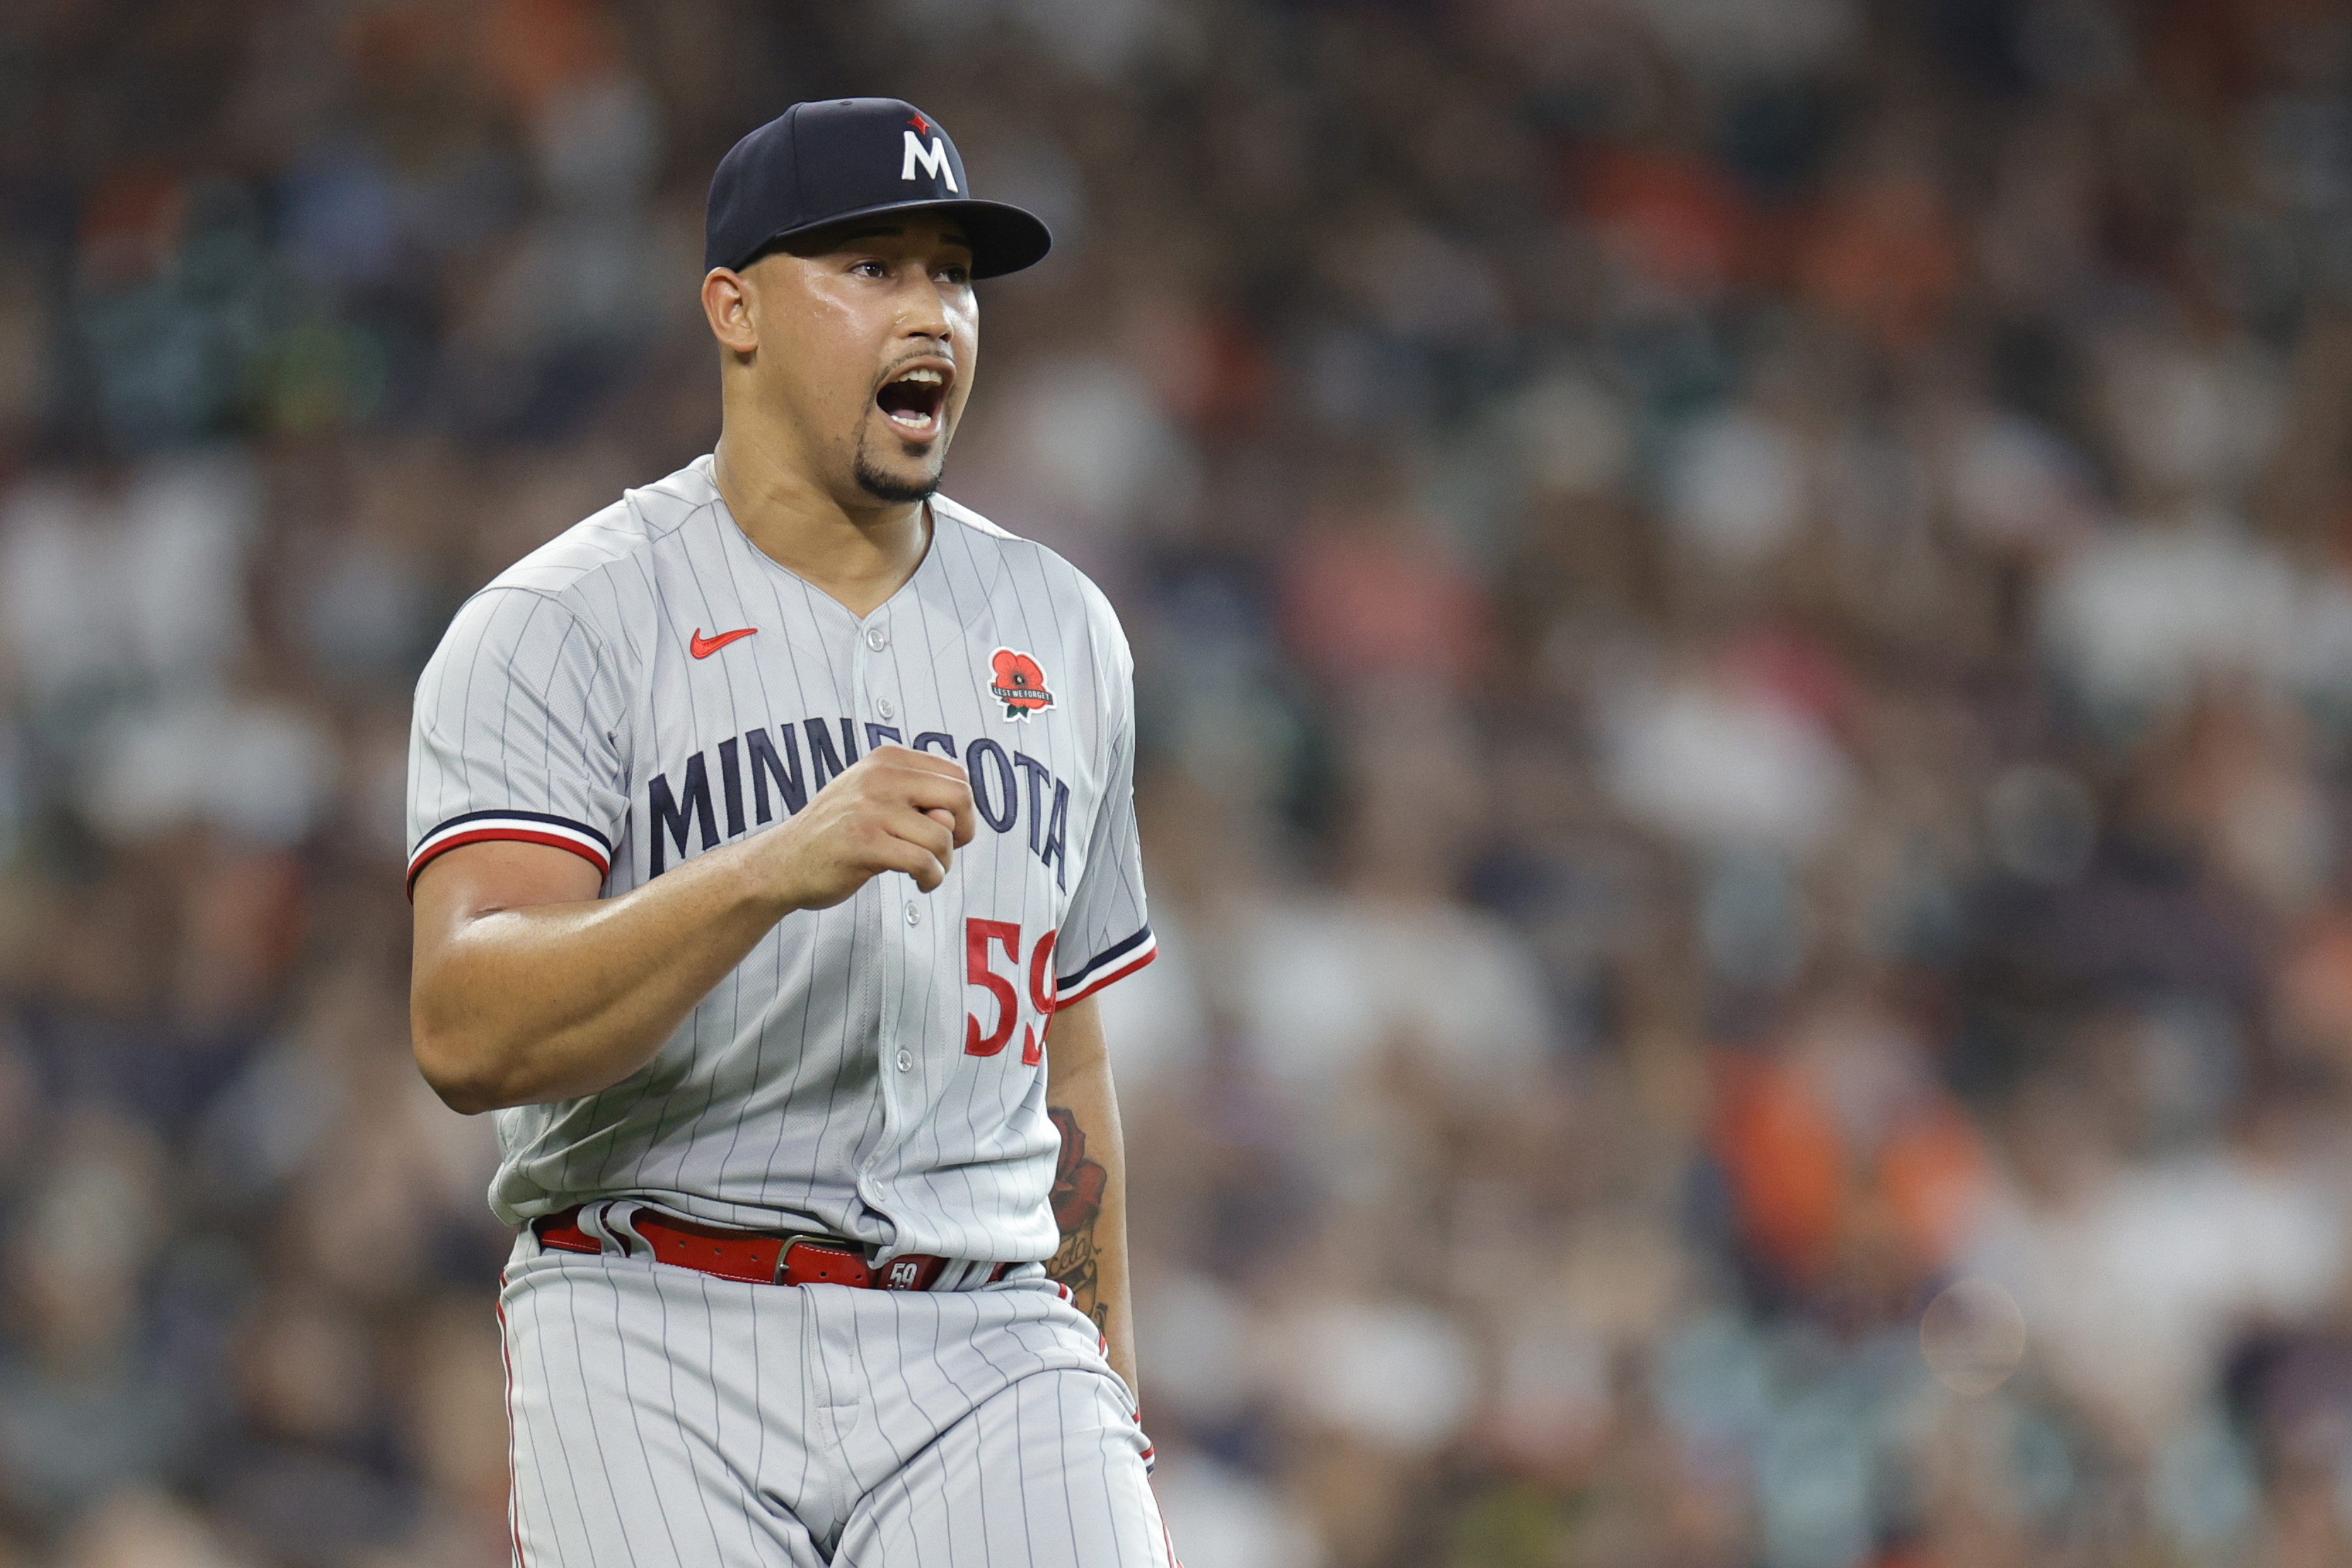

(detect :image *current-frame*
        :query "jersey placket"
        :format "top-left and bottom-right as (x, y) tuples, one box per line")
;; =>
(851, 608), (921, 1184)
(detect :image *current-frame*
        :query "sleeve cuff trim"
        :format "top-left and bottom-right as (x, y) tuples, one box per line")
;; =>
(1054, 930), (1158, 1008)
(407, 812), (613, 897)
(1056, 923), (1152, 991)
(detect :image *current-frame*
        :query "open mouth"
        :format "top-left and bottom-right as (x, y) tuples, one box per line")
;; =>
(875, 363), (951, 438)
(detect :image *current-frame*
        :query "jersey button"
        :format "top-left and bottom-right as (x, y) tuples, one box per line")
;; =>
(865, 625), (889, 652)
(896, 1049), (913, 1072)
(876, 696), (895, 720)
(904, 900), (921, 926)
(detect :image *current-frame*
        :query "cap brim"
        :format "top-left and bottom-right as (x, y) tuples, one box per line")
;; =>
(726, 197), (1052, 280)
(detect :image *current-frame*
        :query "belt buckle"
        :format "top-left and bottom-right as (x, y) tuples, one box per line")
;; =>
(776, 1235), (875, 1289)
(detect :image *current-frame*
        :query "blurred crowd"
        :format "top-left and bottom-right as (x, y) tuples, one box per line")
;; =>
(4, 1), (2352, 1565)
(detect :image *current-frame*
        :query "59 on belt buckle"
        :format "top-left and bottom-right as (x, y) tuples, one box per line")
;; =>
(775, 1236), (941, 1291)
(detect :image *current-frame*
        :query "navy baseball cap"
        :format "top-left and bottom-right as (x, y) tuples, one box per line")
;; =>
(704, 98), (1052, 280)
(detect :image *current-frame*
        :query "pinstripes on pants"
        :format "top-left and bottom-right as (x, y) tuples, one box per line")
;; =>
(499, 1230), (1170, 1567)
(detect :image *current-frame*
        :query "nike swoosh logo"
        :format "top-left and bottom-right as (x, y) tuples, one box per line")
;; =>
(690, 627), (757, 659)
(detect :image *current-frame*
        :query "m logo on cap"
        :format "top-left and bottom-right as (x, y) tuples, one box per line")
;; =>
(902, 130), (958, 191)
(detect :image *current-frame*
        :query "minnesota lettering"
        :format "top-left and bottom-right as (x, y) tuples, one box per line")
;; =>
(645, 717), (1071, 885)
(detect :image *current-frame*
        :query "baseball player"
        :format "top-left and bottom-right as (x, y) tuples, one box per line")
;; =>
(405, 99), (1169, 1566)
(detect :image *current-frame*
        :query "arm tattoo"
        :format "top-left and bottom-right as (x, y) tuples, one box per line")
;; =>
(1046, 1106), (1109, 1328)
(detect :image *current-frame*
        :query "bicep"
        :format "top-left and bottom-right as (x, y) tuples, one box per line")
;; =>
(411, 839), (606, 971)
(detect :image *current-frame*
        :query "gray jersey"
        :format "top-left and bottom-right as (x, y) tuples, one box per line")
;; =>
(406, 455), (1154, 1264)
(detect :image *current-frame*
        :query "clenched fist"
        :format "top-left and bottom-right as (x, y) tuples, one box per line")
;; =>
(757, 744), (976, 909)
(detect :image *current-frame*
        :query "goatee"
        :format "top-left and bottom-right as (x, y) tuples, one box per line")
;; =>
(855, 454), (940, 505)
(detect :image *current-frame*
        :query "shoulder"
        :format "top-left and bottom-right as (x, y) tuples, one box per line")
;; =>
(930, 493), (1129, 650)
(439, 456), (727, 660)
(485, 455), (720, 608)
(931, 495), (1135, 746)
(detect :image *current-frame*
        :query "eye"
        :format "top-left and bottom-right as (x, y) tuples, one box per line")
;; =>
(851, 259), (888, 279)
(935, 263), (971, 286)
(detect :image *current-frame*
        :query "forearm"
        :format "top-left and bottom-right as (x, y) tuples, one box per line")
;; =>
(1043, 1003), (1137, 1397)
(412, 836), (790, 1112)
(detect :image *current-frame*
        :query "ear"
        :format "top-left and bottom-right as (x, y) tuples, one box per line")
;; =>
(702, 268), (759, 357)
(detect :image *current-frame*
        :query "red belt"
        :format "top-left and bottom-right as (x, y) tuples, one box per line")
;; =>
(533, 1205), (1010, 1291)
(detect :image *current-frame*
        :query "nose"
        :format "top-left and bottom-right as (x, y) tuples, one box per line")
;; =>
(897, 269), (954, 342)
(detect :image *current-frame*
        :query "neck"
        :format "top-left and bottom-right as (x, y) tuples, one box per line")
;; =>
(711, 423), (930, 618)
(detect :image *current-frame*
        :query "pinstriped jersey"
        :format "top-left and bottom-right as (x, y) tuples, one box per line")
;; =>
(405, 455), (1155, 1264)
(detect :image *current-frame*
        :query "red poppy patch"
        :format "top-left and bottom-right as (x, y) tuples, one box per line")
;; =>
(988, 647), (1054, 720)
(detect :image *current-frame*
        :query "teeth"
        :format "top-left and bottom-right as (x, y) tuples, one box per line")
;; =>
(894, 368), (945, 386)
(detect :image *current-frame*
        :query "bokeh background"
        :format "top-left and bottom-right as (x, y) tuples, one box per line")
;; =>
(4, 1), (2352, 1565)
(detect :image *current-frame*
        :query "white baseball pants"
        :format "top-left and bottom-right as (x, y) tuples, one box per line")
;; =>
(497, 1225), (1172, 1567)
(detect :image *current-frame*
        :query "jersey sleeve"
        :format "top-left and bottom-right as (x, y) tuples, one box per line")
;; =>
(405, 587), (628, 898)
(1053, 618), (1155, 1008)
